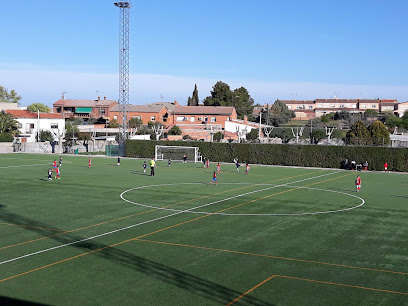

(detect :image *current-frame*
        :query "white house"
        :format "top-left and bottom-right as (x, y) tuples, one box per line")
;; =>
(6, 110), (65, 143)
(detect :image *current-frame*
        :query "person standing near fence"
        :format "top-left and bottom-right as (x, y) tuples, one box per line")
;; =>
(88, 157), (92, 168)
(150, 158), (156, 176)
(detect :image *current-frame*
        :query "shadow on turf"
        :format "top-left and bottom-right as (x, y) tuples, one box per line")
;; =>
(0, 207), (273, 306)
(0, 296), (49, 305)
(391, 195), (408, 199)
(130, 171), (148, 176)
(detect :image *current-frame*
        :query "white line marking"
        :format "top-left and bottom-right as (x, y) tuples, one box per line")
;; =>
(0, 162), (72, 169)
(0, 171), (342, 266)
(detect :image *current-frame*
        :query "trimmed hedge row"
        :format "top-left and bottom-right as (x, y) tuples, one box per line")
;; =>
(125, 140), (408, 172)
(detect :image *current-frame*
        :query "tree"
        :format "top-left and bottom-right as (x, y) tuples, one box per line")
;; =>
(365, 109), (378, 118)
(37, 130), (54, 142)
(0, 85), (21, 104)
(213, 131), (224, 142)
(346, 120), (371, 145)
(203, 81), (231, 106)
(246, 128), (259, 141)
(168, 125), (182, 135)
(260, 100), (295, 126)
(368, 121), (390, 145)
(129, 117), (143, 129)
(232, 87), (255, 120)
(310, 130), (326, 143)
(333, 111), (350, 121)
(0, 111), (19, 135)
(87, 117), (98, 125)
(108, 119), (120, 128)
(64, 122), (79, 142)
(27, 103), (51, 113)
(187, 84), (199, 106)
(402, 110), (408, 121)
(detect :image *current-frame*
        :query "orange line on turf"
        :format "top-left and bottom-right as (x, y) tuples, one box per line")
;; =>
(0, 223), (65, 232)
(0, 238), (135, 284)
(0, 170), (322, 251)
(227, 274), (408, 305)
(275, 274), (408, 296)
(226, 275), (277, 306)
(0, 170), (344, 283)
(134, 239), (408, 275)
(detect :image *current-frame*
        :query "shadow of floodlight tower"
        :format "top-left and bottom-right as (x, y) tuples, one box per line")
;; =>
(114, 1), (132, 155)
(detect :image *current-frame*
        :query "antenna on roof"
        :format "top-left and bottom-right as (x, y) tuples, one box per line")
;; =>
(160, 94), (164, 103)
(62, 92), (68, 100)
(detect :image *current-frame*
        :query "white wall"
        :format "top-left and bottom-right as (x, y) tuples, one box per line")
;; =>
(15, 117), (65, 142)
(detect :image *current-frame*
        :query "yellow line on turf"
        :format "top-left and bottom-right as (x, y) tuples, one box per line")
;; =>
(0, 170), (323, 251)
(133, 239), (408, 275)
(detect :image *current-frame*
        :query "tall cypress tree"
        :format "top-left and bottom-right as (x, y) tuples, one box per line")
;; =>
(188, 84), (199, 106)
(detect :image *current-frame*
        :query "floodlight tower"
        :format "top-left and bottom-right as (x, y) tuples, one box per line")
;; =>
(114, 1), (131, 149)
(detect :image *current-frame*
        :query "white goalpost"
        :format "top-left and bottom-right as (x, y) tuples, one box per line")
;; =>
(155, 145), (202, 163)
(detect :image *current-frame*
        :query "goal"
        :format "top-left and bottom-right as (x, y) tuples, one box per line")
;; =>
(155, 145), (202, 163)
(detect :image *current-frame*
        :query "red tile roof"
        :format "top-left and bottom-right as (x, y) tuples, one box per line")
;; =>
(6, 110), (64, 119)
(173, 106), (235, 115)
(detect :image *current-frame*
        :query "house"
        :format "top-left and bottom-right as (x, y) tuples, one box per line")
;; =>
(396, 101), (408, 117)
(53, 97), (117, 120)
(169, 106), (237, 128)
(380, 99), (398, 113)
(109, 104), (169, 124)
(280, 98), (390, 120)
(6, 110), (65, 143)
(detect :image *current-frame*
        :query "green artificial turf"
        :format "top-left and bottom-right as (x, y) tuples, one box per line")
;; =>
(0, 153), (407, 305)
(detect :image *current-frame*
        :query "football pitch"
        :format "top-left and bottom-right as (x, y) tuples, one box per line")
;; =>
(0, 153), (407, 305)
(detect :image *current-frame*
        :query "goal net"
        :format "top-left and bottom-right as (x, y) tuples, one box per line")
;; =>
(155, 145), (202, 163)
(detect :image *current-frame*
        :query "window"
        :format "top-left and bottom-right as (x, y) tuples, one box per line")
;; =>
(51, 123), (58, 129)
(362, 104), (367, 109)
(151, 116), (156, 121)
(287, 105), (292, 109)
(352, 104), (356, 108)
(339, 104), (344, 108)
(190, 117), (195, 122)
(371, 105), (376, 108)
(177, 116), (185, 122)
(318, 104), (322, 108)
(114, 115), (118, 120)
(309, 106), (313, 109)
(133, 115), (141, 120)
(331, 104), (335, 108)
(211, 117), (216, 122)
(99, 109), (106, 114)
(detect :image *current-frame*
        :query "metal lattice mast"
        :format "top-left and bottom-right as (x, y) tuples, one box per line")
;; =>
(114, 2), (131, 144)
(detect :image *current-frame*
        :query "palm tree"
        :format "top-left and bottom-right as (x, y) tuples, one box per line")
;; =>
(0, 111), (19, 135)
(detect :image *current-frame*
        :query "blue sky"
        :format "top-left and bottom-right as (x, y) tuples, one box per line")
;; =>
(1, 0), (407, 107)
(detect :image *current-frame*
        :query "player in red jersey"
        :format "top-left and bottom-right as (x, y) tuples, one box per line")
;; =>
(210, 171), (217, 185)
(216, 163), (221, 173)
(384, 162), (389, 173)
(52, 159), (57, 172)
(355, 175), (361, 192)
(206, 158), (210, 169)
(88, 157), (92, 168)
(55, 166), (61, 180)
(245, 163), (250, 175)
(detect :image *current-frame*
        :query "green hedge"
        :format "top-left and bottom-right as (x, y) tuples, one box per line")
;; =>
(125, 140), (408, 172)
(0, 133), (14, 142)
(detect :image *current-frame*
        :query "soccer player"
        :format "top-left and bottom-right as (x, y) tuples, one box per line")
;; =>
(183, 154), (187, 163)
(59, 156), (62, 167)
(88, 157), (92, 168)
(52, 159), (57, 172)
(55, 166), (60, 180)
(216, 163), (221, 173)
(234, 158), (240, 171)
(143, 161), (147, 173)
(168, 158), (171, 167)
(384, 162), (389, 173)
(355, 175), (361, 192)
(210, 171), (217, 185)
(150, 158), (156, 176)
(245, 163), (250, 175)
(203, 157), (206, 168)
(117, 156), (121, 166)
(206, 158), (210, 169)
(48, 168), (52, 181)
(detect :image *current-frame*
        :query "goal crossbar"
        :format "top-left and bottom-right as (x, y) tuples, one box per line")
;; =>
(155, 145), (202, 163)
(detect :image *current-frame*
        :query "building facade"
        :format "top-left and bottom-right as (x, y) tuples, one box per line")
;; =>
(6, 110), (65, 143)
(53, 97), (117, 120)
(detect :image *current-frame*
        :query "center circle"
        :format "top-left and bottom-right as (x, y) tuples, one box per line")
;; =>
(120, 183), (365, 216)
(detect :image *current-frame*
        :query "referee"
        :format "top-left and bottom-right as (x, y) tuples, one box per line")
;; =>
(150, 158), (156, 176)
